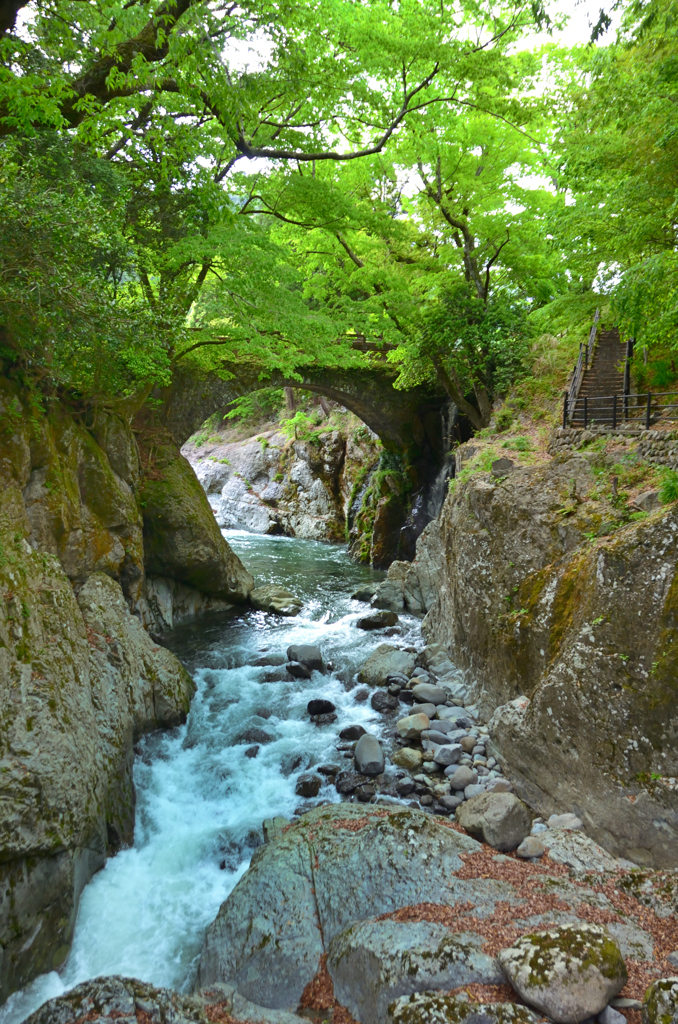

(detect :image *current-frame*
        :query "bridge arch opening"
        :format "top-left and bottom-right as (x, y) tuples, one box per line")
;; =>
(153, 362), (473, 566)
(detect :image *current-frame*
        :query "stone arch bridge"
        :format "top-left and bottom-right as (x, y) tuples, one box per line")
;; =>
(149, 360), (463, 565)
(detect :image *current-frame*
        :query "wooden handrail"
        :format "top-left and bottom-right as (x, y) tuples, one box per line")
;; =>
(564, 308), (600, 426)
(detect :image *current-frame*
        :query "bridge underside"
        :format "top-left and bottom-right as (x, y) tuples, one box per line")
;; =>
(158, 362), (450, 462)
(146, 361), (460, 566)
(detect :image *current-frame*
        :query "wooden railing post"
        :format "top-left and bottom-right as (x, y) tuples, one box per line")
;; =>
(612, 395), (617, 429)
(646, 392), (651, 429)
(584, 396), (588, 429)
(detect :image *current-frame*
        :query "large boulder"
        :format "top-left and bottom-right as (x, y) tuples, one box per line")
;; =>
(389, 992), (541, 1024)
(138, 429), (254, 603)
(327, 918), (504, 1024)
(358, 645), (416, 686)
(23, 976), (207, 1024)
(643, 978), (678, 1024)
(197, 805), (480, 1008)
(497, 924), (627, 1024)
(196, 805), (672, 1019)
(456, 792), (531, 852)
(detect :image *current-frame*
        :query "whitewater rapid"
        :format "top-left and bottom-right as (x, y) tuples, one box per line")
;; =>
(1, 532), (422, 1024)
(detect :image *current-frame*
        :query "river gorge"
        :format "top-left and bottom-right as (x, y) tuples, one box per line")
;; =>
(2, 384), (678, 1024)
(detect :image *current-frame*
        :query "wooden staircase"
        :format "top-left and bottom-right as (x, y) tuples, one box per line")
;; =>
(569, 325), (626, 426)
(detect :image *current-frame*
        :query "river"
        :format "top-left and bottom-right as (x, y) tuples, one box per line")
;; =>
(0, 532), (423, 1024)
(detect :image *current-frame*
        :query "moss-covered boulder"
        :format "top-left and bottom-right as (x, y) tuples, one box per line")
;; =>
(388, 992), (541, 1024)
(642, 977), (678, 1024)
(138, 429), (253, 602)
(497, 924), (627, 1023)
(24, 976), (208, 1024)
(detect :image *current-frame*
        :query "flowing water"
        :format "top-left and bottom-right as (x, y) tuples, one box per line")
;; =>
(1, 532), (423, 1024)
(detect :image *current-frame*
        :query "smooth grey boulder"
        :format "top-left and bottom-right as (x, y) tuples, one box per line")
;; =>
(197, 804), (480, 1009)
(457, 792), (531, 852)
(354, 734), (385, 776)
(389, 992), (541, 1024)
(23, 977), (206, 1024)
(498, 924), (627, 1024)
(411, 683), (448, 705)
(287, 644), (323, 671)
(643, 978), (678, 1024)
(358, 645), (416, 687)
(327, 918), (504, 1024)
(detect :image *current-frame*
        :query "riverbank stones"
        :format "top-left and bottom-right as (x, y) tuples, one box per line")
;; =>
(372, 691), (399, 713)
(393, 747), (423, 770)
(411, 683), (447, 705)
(498, 925), (627, 1023)
(433, 744), (462, 767)
(340, 725), (367, 741)
(457, 792), (531, 852)
(396, 713), (429, 739)
(307, 699), (335, 716)
(446, 765), (477, 789)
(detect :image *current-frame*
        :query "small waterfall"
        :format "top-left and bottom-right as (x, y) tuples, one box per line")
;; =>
(425, 452), (455, 521)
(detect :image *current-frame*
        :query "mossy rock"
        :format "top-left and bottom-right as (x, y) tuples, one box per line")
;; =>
(497, 924), (627, 1024)
(642, 977), (678, 1024)
(389, 992), (540, 1024)
(139, 437), (253, 602)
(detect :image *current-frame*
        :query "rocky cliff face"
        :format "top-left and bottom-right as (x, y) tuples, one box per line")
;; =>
(399, 450), (678, 867)
(184, 425), (381, 548)
(0, 377), (252, 1000)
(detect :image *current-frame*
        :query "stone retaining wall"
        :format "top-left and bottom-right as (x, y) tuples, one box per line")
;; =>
(549, 426), (678, 470)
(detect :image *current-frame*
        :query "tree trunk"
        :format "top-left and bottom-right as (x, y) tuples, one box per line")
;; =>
(430, 353), (487, 430)
(284, 387), (296, 412)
